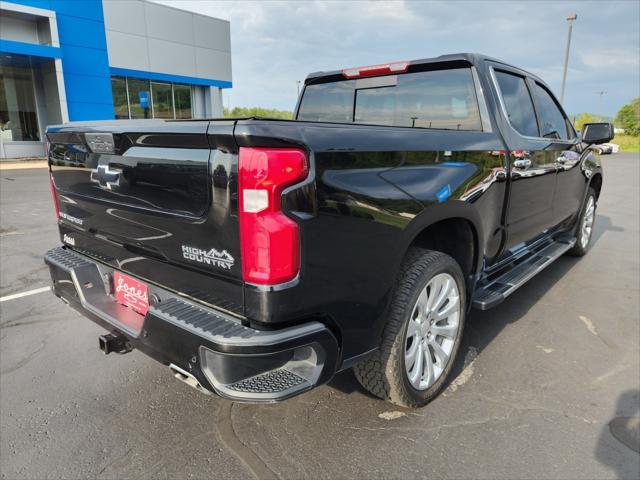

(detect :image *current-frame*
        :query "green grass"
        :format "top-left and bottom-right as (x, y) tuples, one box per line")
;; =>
(611, 135), (639, 152)
(223, 107), (293, 120)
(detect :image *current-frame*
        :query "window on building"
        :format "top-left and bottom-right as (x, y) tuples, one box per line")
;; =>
(174, 84), (192, 119)
(111, 77), (129, 119)
(494, 70), (539, 138)
(111, 77), (194, 120)
(297, 68), (482, 130)
(531, 82), (571, 140)
(127, 78), (151, 119)
(151, 82), (173, 119)
(0, 66), (40, 141)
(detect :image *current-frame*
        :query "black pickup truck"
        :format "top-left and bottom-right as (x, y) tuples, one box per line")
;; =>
(45, 53), (613, 407)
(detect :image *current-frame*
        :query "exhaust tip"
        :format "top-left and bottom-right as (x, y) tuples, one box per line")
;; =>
(99, 332), (132, 355)
(169, 364), (212, 395)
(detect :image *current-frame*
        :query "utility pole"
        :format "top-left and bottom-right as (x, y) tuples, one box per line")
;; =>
(560, 13), (578, 104)
(595, 91), (607, 118)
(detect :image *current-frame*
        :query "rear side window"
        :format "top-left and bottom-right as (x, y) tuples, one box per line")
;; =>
(494, 70), (539, 137)
(297, 68), (482, 131)
(531, 83), (570, 140)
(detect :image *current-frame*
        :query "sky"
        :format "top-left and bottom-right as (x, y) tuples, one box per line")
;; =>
(157, 0), (640, 117)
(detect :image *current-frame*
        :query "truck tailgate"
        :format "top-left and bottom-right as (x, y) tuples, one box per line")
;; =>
(47, 120), (244, 316)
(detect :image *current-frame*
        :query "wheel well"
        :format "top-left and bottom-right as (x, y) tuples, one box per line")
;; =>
(590, 173), (603, 199)
(408, 218), (477, 278)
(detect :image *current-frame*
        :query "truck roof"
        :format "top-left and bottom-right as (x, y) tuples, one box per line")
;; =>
(304, 52), (541, 85)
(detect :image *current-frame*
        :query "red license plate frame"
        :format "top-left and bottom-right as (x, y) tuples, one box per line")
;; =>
(113, 271), (149, 317)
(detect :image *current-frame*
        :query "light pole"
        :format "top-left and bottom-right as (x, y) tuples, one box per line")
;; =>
(296, 80), (301, 97)
(560, 13), (578, 104)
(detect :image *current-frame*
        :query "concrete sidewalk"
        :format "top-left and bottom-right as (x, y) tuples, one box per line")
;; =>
(0, 160), (48, 170)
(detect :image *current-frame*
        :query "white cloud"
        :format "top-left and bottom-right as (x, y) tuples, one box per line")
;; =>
(581, 49), (640, 70)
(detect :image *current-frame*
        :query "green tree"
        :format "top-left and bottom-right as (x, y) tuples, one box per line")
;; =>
(224, 107), (293, 120)
(573, 112), (599, 131)
(615, 98), (640, 136)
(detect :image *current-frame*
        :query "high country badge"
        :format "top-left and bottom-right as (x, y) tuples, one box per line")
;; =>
(182, 245), (234, 270)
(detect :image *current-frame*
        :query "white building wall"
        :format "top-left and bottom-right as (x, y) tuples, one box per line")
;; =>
(102, 0), (232, 83)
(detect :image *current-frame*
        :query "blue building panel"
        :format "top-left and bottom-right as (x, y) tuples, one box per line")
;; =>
(57, 44), (110, 76)
(0, 39), (61, 59)
(7, 0), (116, 121)
(110, 67), (233, 89)
(54, 0), (114, 120)
(50, 0), (105, 21)
(54, 15), (108, 50)
(66, 101), (115, 121)
(63, 73), (114, 104)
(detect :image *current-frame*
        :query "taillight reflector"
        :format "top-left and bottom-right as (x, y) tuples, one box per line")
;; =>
(238, 147), (308, 285)
(50, 173), (60, 219)
(342, 61), (410, 79)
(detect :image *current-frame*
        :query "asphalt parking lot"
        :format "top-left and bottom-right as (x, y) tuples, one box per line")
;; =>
(1, 154), (639, 479)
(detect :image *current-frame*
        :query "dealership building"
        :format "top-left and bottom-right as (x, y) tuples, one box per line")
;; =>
(0, 0), (232, 158)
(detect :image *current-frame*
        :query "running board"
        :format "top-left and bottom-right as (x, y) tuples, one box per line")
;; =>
(472, 238), (576, 310)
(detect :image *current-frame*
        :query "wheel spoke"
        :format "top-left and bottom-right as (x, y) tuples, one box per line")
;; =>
(423, 346), (435, 386)
(409, 343), (424, 387)
(431, 277), (451, 312)
(425, 276), (441, 311)
(405, 335), (419, 368)
(434, 296), (459, 321)
(415, 288), (429, 318)
(406, 319), (419, 339)
(431, 322), (458, 339)
(430, 340), (449, 367)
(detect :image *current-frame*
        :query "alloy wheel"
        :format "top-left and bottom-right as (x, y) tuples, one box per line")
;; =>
(581, 196), (595, 248)
(404, 273), (461, 391)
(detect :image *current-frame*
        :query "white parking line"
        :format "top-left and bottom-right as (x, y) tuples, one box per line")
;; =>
(0, 286), (51, 303)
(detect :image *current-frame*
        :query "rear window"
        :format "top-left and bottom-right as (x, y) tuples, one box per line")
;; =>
(297, 68), (482, 131)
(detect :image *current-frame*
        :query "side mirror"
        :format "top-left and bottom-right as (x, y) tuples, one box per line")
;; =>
(581, 122), (614, 145)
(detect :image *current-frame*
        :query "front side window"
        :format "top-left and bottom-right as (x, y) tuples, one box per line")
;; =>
(0, 66), (40, 141)
(531, 83), (570, 140)
(494, 70), (539, 137)
(298, 68), (482, 131)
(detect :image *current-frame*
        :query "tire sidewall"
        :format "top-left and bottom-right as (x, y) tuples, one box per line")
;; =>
(397, 255), (466, 404)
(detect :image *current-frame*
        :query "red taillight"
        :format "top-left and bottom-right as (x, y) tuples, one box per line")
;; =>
(238, 147), (308, 285)
(50, 173), (60, 219)
(342, 61), (410, 79)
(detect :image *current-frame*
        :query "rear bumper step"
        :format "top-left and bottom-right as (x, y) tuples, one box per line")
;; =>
(472, 237), (576, 310)
(44, 246), (339, 402)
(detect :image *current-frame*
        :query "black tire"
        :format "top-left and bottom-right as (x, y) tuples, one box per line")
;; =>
(567, 187), (597, 257)
(353, 249), (466, 408)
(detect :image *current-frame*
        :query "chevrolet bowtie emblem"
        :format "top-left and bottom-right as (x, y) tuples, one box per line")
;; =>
(90, 164), (121, 190)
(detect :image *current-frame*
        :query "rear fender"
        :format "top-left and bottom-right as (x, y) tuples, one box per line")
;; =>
(398, 201), (485, 290)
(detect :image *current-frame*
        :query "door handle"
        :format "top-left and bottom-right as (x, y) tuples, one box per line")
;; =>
(513, 159), (531, 169)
